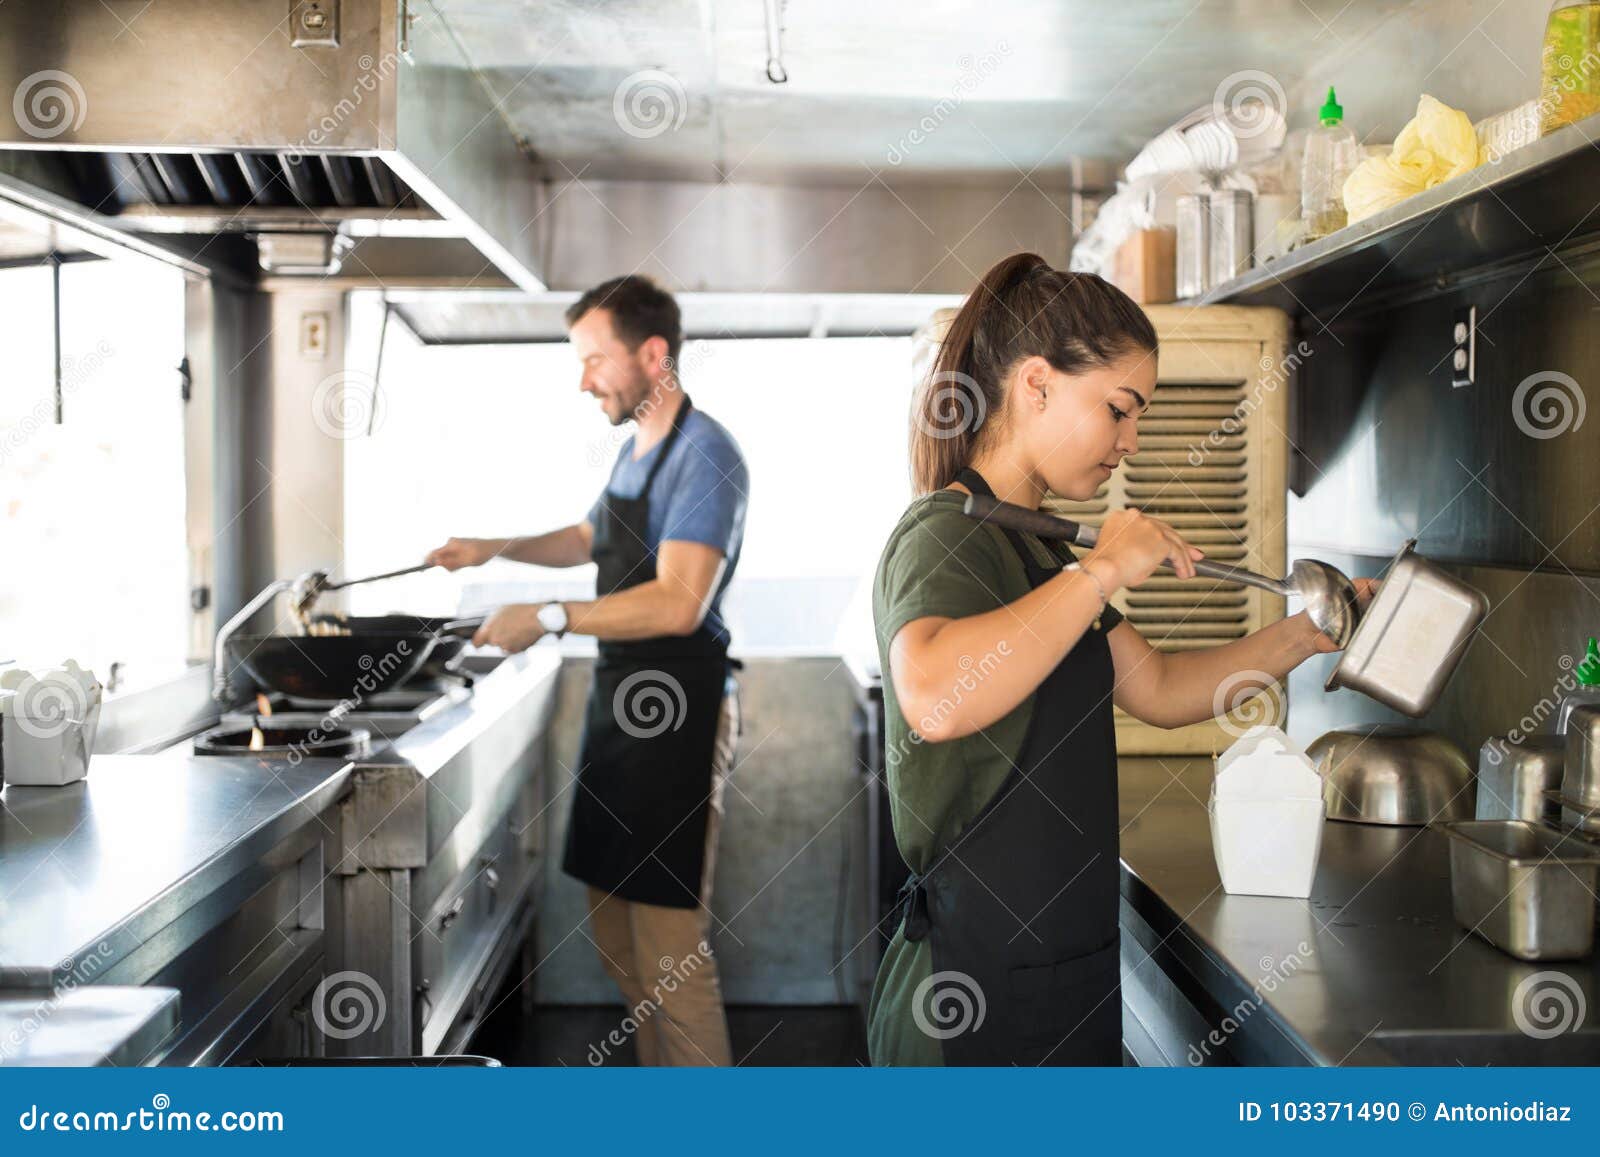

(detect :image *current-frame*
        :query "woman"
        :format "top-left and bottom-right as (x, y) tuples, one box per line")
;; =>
(870, 252), (1369, 1066)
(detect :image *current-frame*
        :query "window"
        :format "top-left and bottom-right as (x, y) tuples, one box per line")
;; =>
(342, 311), (922, 655)
(0, 256), (189, 687)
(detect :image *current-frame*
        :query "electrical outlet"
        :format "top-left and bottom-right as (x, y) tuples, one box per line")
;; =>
(1450, 305), (1475, 388)
(290, 0), (340, 48)
(300, 312), (331, 359)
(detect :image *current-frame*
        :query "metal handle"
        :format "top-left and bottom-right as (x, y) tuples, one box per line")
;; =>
(438, 894), (465, 933)
(960, 494), (1288, 595)
(439, 616), (486, 639)
(322, 562), (432, 593)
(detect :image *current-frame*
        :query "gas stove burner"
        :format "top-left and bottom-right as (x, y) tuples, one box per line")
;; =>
(194, 723), (372, 759)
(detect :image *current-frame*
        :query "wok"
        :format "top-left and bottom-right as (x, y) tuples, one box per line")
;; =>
(308, 613), (471, 678)
(228, 618), (481, 701)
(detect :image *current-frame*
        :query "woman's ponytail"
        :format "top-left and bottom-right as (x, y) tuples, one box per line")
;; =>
(908, 252), (1158, 494)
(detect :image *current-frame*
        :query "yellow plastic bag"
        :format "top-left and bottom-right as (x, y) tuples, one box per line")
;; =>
(1342, 94), (1481, 223)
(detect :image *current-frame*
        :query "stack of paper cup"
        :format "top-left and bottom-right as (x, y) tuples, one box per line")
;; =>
(0, 661), (103, 787)
(1208, 725), (1327, 898)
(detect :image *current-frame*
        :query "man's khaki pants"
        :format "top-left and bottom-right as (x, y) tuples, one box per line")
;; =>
(585, 690), (737, 1066)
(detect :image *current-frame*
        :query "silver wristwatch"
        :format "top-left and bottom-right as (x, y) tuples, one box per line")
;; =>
(536, 601), (569, 638)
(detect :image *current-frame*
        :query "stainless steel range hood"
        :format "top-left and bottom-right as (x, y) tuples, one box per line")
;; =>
(0, 0), (544, 289)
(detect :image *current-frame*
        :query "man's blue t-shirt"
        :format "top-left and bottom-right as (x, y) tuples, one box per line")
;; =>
(588, 407), (748, 648)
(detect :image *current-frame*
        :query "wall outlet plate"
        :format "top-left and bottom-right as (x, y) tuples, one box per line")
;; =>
(1451, 305), (1476, 388)
(299, 311), (331, 359)
(290, 0), (340, 48)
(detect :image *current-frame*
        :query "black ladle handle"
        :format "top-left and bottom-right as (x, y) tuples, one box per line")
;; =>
(960, 494), (1285, 592)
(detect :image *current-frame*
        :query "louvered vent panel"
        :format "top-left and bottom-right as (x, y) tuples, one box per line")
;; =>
(1045, 312), (1292, 754)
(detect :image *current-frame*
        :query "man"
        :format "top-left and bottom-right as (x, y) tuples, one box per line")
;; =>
(425, 275), (748, 1066)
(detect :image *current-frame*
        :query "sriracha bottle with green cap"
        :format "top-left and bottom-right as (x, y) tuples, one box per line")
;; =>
(1301, 85), (1360, 241)
(1556, 636), (1600, 734)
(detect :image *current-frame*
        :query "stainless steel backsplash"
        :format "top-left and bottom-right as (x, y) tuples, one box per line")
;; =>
(1284, 253), (1600, 757)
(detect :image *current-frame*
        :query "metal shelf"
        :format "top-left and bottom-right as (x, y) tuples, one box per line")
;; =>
(1195, 112), (1600, 320)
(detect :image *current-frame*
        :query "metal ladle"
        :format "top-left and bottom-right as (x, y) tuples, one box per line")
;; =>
(962, 494), (1362, 648)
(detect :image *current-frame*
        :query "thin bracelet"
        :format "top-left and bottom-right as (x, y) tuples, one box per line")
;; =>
(1068, 561), (1111, 630)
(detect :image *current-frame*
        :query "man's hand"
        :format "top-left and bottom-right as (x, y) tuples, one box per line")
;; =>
(425, 537), (496, 571)
(472, 604), (547, 652)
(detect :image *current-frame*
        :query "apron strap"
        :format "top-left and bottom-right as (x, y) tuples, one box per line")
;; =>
(637, 393), (693, 495)
(954, 466), (1056, 573)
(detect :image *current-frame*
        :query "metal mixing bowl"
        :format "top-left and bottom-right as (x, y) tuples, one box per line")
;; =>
(1307, 724), (1475, 826)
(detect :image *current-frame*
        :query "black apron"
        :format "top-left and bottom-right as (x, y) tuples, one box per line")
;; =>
(563, 396), (731, 909)
(896, 467), (1124, 1065)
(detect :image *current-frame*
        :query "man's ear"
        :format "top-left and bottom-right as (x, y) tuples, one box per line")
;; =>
(639, 334), (671, 378)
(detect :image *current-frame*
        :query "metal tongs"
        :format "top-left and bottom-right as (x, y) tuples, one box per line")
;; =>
(961, 494), (1362, 648)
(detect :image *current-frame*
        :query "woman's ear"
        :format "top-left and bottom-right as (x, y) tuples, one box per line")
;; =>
(1016, 355), (1052, 412)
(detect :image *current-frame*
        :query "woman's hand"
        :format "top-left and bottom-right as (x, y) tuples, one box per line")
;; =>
(1304, 577), (1381, 654)
(1085, 508), (1204, 588)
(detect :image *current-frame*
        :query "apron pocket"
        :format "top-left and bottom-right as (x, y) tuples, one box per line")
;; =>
(1007, 939), (1122, 1057)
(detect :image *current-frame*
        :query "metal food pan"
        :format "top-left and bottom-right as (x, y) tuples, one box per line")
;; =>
(1325, 540), (1489, 717)
(1439, 820), (1600, 961)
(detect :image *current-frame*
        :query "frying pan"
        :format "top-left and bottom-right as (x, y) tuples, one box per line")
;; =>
(228, 617), (482, 701)
(308, 613), (471, 679)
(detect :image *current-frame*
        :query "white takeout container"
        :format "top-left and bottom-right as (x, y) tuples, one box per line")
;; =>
(1208, 725), (1326, 898)
(0, 661), (103, 787)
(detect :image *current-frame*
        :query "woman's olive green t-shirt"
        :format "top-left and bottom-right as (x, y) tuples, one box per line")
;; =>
(866, 490), (1123, 1066)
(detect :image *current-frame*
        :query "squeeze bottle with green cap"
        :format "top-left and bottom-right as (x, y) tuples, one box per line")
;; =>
(1301, 86), (1360, 241)
(1556, 636), (1600, 734)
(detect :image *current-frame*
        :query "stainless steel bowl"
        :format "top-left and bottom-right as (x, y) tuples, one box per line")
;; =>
(1307, 724), (1475, 826)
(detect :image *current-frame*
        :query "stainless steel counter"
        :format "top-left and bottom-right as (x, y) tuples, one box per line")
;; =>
(1118, 757), (1600, 1066)
(0, 986), (179, 1066)
(0, 751), (351, 990)
(0, 648), (562, 1065)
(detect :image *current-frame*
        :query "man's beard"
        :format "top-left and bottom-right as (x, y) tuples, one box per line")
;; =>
(608, 377), (653, 427)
